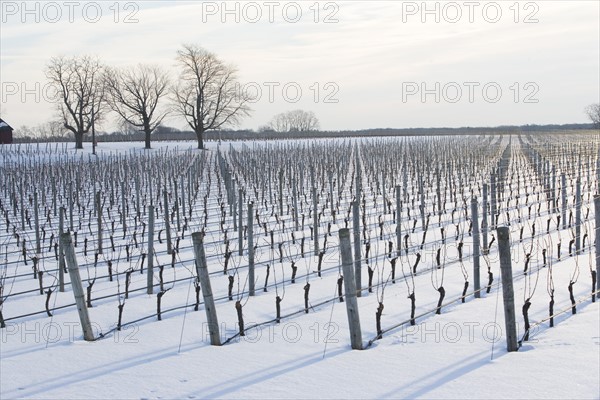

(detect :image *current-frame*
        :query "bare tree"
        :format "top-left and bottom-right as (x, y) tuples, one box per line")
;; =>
(118, 120), (140, 136)
(36, 121), (69, 139)
(105, 64), (170, 149)
(172, 44), (252, 149)
(585, 103), (600, 128)
(268, 110), (320, 133)
(45, 55), (106, 149)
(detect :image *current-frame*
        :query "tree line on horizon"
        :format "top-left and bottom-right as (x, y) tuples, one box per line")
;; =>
(42, 44), (321, 150)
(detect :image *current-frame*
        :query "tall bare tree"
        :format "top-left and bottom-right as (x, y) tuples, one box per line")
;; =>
(173, 44), (252, 149)
(105, 64), (170, 149)
(268, 110), (320, 133)
(585, 103), (600, 128)
(45, 55), (105, 149)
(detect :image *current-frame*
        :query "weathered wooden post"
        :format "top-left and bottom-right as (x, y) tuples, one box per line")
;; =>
(312, 186), (319, 256)
(561, 173), (567, 229)
(311, 166), (319, 256)
(396, 185), (401, 257)
(436, 167), (442, 221)
(174, 180), (181, 232)
(382, 172), (387, 214)
(232, 179), (237, 231)
(58, 207), (65, 292)
(192, 232), (221, 346)
(292, 175), (299, 231)
(497, 227), (518, 352)
(482, 183), (489, 255)
(471, 198), (481, 298)
(248, 202), (255, 296)
(96, 191), (103, 254)
(491, 173), (497, 229)
(68, 181), (74, 231)
(339, 228), (363, 350)
(121, 181), (127, 237)
(61, 232), (95, 341)
(419, 174), (426, 230)
(163, 189), (172, 254)
(595, 195), (600, 291)
(147, 205), (155, 294)
(352, 200), (361, 297)
(278, 168), (284, 217)
(34, 191), (41, 255)
(575, 179), (581, 254)
(238, 188), (243, 256)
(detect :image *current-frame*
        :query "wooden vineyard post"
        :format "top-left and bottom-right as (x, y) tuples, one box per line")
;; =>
(34, 191), (41, 255)
(96, 191), (103, 254)
(192, 232), (221, 346)
(396, 185), (401, 257)
(382, 172), (387, 214)
(232, 179), (237, 231)
(471, 198), (481, 298)
(482, 183), (489, 255)
(248, 202), (255, 296)
(147, 205), (155, 295)
(61, 232), (95, 341)
(238, 188), (243, 256)
(491, 173), (497, 229)
(352, 200), (361, 297)
(436, 167), (442, 221)
(59, 207), (65, 292)
(292, 175), (299, 231)
(163, 189), (173, 255)
(419, 175), (426, 230)
(561, 173), (567, 229)
(497, 227), (518, 352)
(121, 181), (127, 237)
(312, 167), (319, 256)
(575, 179), (581, 254)
(339, 228), (363, 350)
(312, 186), (319, 256)
(595, 195), (600, 292)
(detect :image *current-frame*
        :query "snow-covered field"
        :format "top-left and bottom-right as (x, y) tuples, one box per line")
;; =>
(1, 135), (599, 399)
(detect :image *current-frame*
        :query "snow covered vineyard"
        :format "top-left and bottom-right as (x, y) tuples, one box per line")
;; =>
(0, 134), (599, 399)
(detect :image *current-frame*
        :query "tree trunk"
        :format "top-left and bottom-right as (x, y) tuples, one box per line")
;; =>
(75, 132), (84, 149)
(196, 128), (204, 149)
(145, 129), (152, 149)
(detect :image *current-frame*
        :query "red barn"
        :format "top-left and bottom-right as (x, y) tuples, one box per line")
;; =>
(0, 119), (14, 144)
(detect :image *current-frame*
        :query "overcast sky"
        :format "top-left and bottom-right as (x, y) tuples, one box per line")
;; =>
(1, 0), (599, 132)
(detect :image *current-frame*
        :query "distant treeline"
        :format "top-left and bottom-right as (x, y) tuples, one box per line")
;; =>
(13, 123), (597, 143)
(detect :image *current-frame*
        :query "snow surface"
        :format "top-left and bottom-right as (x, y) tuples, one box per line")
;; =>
(0, 138), (599, 400)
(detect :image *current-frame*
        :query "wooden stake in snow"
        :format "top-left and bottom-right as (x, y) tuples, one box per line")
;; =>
(96, 191), (103, 254)
(575, 179), (581, 254)
(163, 189), (173, 254)
(61, 232), (95, 341)
(352, 200), (361, 297)
(248, 201), (255, 296)
(192, 232), (221, 346)
(482, 183), (489, 255)
(396, 185), (401, 257)
(147, 205), (155, 295)
(339, 228), (363, 350)
(58, 207), (65, 292)
(497, 227), (518, 352)
(471, 198), (481, 298)
(238, 188), (243, 256)
(561, 173), (567, 229)
(594, 195), (600, 292)
(491, 173), (497, 229)
(34, 191), (41, 255)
